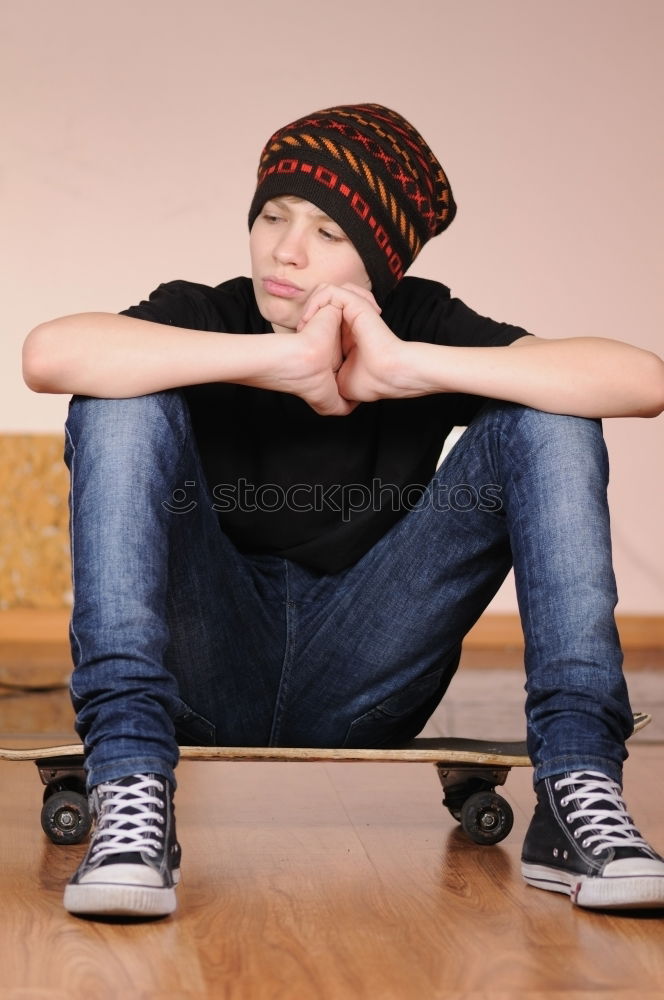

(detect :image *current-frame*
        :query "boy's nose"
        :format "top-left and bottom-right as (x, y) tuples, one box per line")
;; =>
(273, 229), (307, 267)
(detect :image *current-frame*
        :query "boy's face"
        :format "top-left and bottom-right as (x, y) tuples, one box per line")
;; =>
(250, 196), (371, 334)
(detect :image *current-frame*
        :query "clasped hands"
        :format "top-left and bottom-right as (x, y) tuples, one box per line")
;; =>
(288, 283), (403, 417)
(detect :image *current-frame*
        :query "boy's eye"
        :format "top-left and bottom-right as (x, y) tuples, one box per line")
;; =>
(320, 228), (343, 242)
(261, 205), (286, 223)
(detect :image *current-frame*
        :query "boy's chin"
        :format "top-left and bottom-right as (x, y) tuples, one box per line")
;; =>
(262, 304), (300, 334)
(270, 321), (299, 335)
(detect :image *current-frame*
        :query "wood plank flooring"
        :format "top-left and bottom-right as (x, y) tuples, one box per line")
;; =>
(0, 645), (663, 998)
(1, 749), (663, 998)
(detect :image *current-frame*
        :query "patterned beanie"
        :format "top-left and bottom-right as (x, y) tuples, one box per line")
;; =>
(248, 103), (456, 303)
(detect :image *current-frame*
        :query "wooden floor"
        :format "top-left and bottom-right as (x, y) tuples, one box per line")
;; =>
(1, 644), (663, 998)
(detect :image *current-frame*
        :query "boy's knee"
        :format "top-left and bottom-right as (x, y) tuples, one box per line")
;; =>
(495, 406), (609, 496)
(491, 402), (605, 454)
(66, 390), (190, 449)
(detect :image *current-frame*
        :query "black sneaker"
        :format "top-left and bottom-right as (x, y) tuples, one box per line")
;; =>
(64, 773), (181, 917)
(521, 770), (664, 910)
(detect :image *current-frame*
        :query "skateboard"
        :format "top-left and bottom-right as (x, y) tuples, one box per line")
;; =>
(0, 711), (651, 848)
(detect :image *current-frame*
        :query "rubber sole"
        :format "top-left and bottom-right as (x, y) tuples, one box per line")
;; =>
(64, 869), (180, 917)
(522, 862), (664, 910)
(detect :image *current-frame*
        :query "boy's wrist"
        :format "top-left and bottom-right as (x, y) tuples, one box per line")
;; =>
(389, 340), (448, 397)
(224, 331), (297, 383)
(226, 329), (328, 399)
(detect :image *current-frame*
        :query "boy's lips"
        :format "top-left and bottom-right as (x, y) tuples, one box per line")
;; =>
(262, 276), (304, 299)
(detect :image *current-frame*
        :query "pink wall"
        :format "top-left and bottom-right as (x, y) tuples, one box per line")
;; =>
(2, 0), (663, 612)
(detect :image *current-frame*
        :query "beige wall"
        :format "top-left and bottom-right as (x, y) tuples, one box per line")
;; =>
(2, 0), (662, 612)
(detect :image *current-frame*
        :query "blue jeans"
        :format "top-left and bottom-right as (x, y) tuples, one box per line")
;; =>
(64, 391), (633, 790)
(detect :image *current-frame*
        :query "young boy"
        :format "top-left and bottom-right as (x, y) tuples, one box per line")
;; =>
(23, 103), (664, 919)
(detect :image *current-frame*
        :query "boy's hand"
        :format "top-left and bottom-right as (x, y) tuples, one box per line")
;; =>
(299, 283), (408, 403)
(297, 282), (381, 332)
(253, 304), (357, 416)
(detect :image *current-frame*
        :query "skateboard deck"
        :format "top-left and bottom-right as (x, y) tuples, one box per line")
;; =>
(0, 711), (651, 848)
(0, 738), (530, 766)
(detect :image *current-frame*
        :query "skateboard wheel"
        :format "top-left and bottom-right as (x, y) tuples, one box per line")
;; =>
(460, 791), (514, 845)
(41, 790), (91, 845)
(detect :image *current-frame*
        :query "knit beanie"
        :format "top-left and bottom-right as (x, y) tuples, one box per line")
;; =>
(248, 103), (456, 303)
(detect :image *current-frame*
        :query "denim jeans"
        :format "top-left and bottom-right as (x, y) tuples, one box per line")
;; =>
(64, 391), (633, 790)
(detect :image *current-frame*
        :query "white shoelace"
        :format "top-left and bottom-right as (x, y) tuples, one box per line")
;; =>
(555, 770), (650, 857)
(90, 775), (166, 861)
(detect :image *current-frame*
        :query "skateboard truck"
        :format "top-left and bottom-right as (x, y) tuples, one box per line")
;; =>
(35, 756), (91, 845)
(436, 764), (513, 844)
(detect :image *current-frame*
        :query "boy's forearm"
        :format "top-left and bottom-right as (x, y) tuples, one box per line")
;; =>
(22, 312), (290, 397)
(395, 336), (664, 419)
